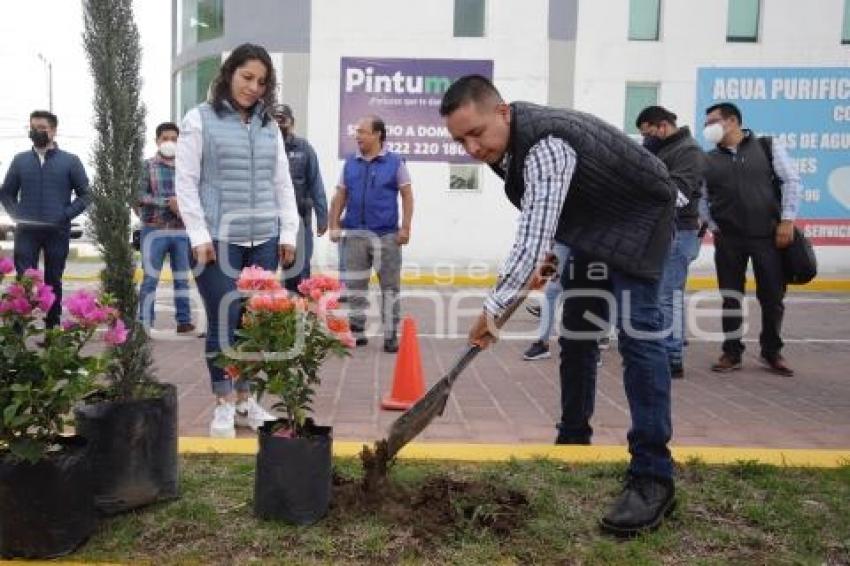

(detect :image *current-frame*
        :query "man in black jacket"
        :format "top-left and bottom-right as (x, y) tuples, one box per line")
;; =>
(701, 102), (801, 377)
(272, 104), (328, 292)
(637, 106), (706, 379)
(441, 75), (677, 537)
(0, 110), (90, 328)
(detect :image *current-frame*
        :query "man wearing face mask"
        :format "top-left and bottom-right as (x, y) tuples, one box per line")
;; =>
(272, 104), (328, 293)
(135, 122), (195, 334)
(700, 102), (801, 377)
(636, 106), (706, 379)
(0, 110), (90, 328)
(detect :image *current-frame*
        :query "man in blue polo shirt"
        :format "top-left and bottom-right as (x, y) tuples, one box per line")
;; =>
(1, 110), (90, 328)
(329, 115), (414, 352)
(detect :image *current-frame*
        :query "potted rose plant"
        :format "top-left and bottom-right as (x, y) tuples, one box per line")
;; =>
(0, 259), (126, 558)
(220, 269), (353, 525)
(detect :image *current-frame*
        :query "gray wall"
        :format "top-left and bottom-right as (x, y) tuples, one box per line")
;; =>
(548, 0), (578, 108)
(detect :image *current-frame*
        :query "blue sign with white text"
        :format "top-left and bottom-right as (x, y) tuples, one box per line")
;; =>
(696, 67), (850, 244)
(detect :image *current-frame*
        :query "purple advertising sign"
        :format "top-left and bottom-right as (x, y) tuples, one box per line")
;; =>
(339, 57), (494, 163)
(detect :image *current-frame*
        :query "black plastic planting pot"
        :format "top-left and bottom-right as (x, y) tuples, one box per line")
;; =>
(74, 382), (179, 515)
(254, 418), (333, 525)
(0, 436), (95, 559)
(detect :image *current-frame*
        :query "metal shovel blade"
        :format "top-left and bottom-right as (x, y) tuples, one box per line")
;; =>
(384, 345), (481, 460)
(381, 256), (557, 461)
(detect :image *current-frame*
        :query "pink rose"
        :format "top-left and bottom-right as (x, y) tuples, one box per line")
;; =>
(237, 266), (282, 291)
(35, 283), (56, 312)
(9, 297), (32, 316)
(6, 283), (26, 299)
(23, 268), (44, 282)
(104, 318), (128, 345)
(0, 257), (13, 275)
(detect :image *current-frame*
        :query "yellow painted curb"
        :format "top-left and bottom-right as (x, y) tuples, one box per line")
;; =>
(178, 438), (850, 468)
(64, 269), (850, 292)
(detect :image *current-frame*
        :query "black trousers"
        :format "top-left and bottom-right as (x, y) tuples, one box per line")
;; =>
(13, 227), (71, 328)
(714, 234), (786, 359)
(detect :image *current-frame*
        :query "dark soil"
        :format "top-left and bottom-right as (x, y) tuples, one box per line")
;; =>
(331, 470), (529, 546)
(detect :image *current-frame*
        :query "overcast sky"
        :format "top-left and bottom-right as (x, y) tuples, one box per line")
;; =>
(0, 0), (171, 175)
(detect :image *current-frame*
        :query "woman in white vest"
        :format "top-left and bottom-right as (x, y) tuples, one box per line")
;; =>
(176, 43), (299, 438)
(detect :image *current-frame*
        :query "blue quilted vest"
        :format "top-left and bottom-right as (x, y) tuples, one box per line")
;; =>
(198, 101), (279, 244)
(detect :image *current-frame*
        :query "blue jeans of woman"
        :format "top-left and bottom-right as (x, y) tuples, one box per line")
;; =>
(193, 237), (279, 396)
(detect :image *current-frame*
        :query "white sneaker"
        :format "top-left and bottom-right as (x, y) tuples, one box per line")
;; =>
(235, 397), (278, 431)
(210, 402), (236, 438)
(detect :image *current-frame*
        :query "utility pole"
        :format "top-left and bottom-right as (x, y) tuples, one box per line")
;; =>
(37, 53), (53, 112)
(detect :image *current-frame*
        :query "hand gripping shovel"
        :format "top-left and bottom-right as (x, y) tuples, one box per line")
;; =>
(383, 258), (557, 460)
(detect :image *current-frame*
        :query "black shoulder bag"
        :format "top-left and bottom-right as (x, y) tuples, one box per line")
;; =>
(758, 137), (817, 285)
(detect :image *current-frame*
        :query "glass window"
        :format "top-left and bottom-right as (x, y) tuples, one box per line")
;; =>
(628, 0), (660, 41)
(843, 0), (850, 43)
(181, 0), (224, 50)
(177, 56), (220, 119)
(726, 0), (760, 42)
(454, 0), (485, 38)
(624, 84), (658, 135)
(449, 164), (481, 191)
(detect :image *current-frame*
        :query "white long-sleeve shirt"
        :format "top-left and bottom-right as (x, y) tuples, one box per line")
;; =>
(175, 107), (299, 248)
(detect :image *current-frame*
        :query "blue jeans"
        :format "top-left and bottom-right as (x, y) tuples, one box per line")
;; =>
(138, 226), (192, 326)
(539, 242), (571, 341)
(13, 227), (70, 328)
(283, 215), (313, 292)
(658, 229), (700, 366)
(193, 237), (279, 396)
(558, 253), (673, 480)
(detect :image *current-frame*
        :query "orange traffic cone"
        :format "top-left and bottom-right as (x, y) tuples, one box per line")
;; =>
(381, 317), (425, 410)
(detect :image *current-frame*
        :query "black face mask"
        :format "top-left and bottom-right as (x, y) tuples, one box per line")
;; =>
(29, 129), (50, 149)
(642, 135), (663, 154)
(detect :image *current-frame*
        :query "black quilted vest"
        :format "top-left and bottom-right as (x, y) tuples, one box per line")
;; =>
(491, 102), (676, 281)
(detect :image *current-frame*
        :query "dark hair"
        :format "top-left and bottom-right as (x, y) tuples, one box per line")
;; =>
(30, 110), (57, 129)
(369, 115), (386, 143)
(209, 43), (277, 126)
(635, 105), (677, 129)
(155, 121), (180, 139)
(705, 102), (742, 124)
(439, 75), (503, 117)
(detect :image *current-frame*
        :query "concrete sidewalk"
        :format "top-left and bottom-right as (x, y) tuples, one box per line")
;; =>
(120, 285), (850, 449)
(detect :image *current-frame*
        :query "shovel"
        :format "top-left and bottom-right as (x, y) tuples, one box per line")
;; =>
(383, 258), (557, 460)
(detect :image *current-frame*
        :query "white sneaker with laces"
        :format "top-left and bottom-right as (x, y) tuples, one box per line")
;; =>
(235, 397), (278, 431)
(209, 402), (236, 438)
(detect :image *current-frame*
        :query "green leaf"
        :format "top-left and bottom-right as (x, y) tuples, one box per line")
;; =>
(9, 438), (45, 464)
(2, 402), (20, 425)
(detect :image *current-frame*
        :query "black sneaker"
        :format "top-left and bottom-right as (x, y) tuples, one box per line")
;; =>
(525, 304), (541, 318)
(599, 475), (676, 537)
(523, 340), (550, 360)
(383, 336), (399, 353)
(670, 363), (684, 379)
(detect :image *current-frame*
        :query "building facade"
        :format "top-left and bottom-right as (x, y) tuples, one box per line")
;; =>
(172, 0), (850, 273)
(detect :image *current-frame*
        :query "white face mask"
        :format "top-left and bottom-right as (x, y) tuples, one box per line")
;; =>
(158, 140), (177, 158)
(703, 123), (725, 145)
